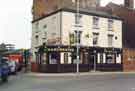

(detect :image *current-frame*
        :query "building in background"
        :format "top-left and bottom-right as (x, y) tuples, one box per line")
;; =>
(32, 0), (100, 20)
(31, 0), (123, 73)
(97, 0), (135, 72)
(123, 48), (135, 72)
(124, 0), (134, 9)
(0, 43), (15, 57)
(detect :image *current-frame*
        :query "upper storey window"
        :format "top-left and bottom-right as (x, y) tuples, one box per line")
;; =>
(108, 19), (114, 31)
(93, 16), (99, 29)
(35, 22), (39, 33)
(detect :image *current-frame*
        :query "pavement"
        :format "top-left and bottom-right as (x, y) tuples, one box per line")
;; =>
(26, 71), (135, 77)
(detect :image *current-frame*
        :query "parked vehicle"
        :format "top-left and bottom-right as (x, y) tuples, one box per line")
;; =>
(0, 58), (10, 82)
(8, 54), (23, 72)
(8, 61), (17, 75)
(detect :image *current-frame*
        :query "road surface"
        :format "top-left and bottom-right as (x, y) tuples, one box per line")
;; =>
(0, 73), (135, 91)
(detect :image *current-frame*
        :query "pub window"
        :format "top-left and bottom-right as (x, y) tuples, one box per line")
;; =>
(100, 53), (103, 63)
(69, 33), (75, 45)
(64, 53), (68, 64)
(93, 33), (99, 46)
(108, 19), (113, 31)
(43, 24), (47, 29)
(72, 31), (82, 44)
(35, 35), (39, 44)
(108, 34), (113, 47)
(93, 16), (99, 29)
(106, 54), (115, 64)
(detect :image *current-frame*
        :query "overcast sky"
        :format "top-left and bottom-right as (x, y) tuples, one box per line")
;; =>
(0, 0), (133, 49)
(0, 0), (32, 49)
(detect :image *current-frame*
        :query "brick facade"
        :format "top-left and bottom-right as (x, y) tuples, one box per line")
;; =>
(32, 0), (60, 20)
(123, 48), (135, 72)
(32, 0), (100, 20)
(124, 0), (134, 9)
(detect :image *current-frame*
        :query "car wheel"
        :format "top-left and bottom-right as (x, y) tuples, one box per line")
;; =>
(1, 75), (8, 82)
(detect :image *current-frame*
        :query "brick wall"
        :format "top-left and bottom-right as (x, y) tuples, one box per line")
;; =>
(32, 0), (60, 20)
(32, 0), (99, 20)
(124, 0), (134, 9)
(123, 48), (135, 72)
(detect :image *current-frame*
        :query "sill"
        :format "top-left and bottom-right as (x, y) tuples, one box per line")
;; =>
(93, 27), (100, 29)
(93, 45), (99, 47)
(108, 29), (113, 31)
(35, 32), (39, 33)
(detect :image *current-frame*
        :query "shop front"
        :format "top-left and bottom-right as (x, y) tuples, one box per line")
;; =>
(34, 45), (122, 73)
(81, 47), (123, 71)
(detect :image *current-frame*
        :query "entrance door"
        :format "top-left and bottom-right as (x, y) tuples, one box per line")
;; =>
(89, 55), (94, 64)
(89, 54), (97, 71)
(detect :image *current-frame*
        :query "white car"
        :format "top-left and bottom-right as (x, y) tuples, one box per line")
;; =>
(8, 61), (17, 74)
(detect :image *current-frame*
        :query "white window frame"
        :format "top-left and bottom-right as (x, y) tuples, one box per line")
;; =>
(93, 16), (99, 29)
(35, 35), (39, 44)
(93, 33), (99, 46)
(108, 34), (114, 47)
(108, 19), (114, 31)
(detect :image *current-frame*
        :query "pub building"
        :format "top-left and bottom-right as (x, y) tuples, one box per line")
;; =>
(34, 37), (122, 73)
(31, 7), (123, 72)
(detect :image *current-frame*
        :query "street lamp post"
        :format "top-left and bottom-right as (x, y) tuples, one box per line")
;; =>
(75, 31), (80, 74)
(75, 0), (80, 74)
(93, 50), (96, 72)
(91, 50), (96, 72)
(93, 55), (96, 72)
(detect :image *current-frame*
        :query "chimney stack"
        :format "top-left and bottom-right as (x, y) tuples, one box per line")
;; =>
(124, 0), (134, 9)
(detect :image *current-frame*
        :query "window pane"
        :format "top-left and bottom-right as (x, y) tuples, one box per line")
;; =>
(100, 53), (103, 63)
(108, 19), (113, 31)
(93, 33), (99, 46)
(64, 53), (68, 64)
(69, 33), (75, 45)
(35, 35), (39, 44)
(93, 17), (99, 29)
(108, 35), (113, 47)
(106, 54), (115, 64)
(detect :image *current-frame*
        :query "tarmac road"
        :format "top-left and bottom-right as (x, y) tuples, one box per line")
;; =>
(0, 73), (135, 91)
